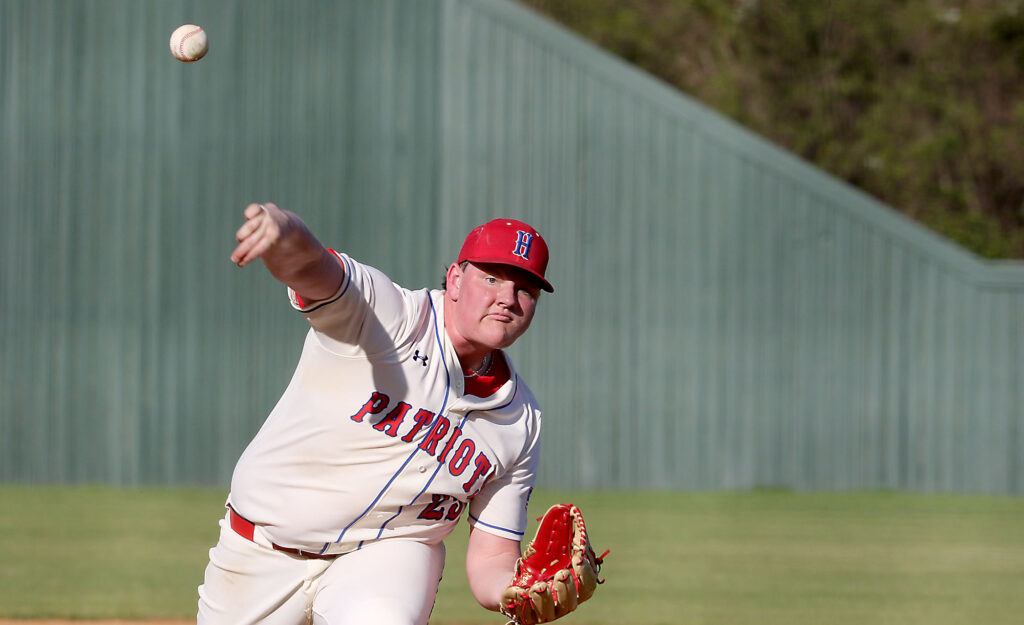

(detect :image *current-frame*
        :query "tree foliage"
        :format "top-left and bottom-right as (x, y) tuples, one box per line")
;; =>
(518, 0), (1024, 258)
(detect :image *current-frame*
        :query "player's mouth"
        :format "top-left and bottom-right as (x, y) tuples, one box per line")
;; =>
(486, 311), (514, 323)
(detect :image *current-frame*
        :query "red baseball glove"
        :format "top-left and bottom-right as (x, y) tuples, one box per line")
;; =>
(499, 503), (608, 625)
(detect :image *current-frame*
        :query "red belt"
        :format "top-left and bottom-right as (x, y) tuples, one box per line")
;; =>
(228, 505), (340, 560)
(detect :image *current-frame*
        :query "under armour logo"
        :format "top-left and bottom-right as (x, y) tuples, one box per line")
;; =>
(413, 350), (428, 366)
(512, 230), (534, 260)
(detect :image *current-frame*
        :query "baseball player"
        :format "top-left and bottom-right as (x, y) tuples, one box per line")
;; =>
(197, 202), (554, 624)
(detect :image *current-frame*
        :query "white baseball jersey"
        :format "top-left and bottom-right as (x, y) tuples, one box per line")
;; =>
(227, 251), (542, 556)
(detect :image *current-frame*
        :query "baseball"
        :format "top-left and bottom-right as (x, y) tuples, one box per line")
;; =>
(169, 24), (208, 62)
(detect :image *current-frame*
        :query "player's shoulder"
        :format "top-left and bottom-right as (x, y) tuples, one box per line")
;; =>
(302, 253), (430, 332)
(507, 374), (544, 443)
(336, 253), (429, 302)
(504, 363), (542, 417)
(513, 376), (542, 413)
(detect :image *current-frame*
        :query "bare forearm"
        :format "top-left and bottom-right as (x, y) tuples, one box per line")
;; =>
(259, 222), (337, 299)
(465, 529), (521, 611)
(231, 203), (344, 301)
(468, 555), (518, 610)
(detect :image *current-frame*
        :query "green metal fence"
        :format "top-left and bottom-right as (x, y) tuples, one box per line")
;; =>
(2, 0), (1022, 492)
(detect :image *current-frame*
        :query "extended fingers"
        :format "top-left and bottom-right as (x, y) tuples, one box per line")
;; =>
(236, 203), (268, 240)
(231, 203), (276, 266)
(244, 202), (268, 219)
(233, 236), (271, 266)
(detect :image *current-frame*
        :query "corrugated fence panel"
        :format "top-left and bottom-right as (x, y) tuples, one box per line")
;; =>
(2, 0), (1023, 492)
(1, 0), (445, 485)
(438, 0), (1024, 493)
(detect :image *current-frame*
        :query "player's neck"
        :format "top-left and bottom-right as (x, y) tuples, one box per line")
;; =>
(442, 294), (496, 374)
(465, 351), (496, 377)
(455, 345), (495, 376)
(445, 329), (495, 375)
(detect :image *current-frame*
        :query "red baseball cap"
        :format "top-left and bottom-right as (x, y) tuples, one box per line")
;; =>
(457, 218), (553, 292)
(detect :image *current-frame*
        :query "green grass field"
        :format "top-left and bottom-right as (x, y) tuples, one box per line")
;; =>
(0, 485), (1022, 624)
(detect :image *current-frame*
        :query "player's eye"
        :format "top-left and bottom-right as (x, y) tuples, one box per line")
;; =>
(516, 284), (540, 300)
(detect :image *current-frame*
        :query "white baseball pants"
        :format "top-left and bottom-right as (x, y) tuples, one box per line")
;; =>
(197, 514), (445, 625)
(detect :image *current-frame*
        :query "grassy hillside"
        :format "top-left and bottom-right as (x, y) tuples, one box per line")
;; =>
(518, 0), (1024, 259)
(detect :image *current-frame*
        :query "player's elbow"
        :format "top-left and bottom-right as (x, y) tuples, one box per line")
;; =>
(466, 568), (505, 612)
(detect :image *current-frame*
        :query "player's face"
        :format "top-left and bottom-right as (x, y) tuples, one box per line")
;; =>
(447, 262), (541, 352)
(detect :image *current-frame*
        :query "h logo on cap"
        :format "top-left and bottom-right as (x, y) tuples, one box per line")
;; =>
(513, 230), (534, 260)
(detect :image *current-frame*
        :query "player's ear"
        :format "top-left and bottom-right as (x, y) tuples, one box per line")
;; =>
(445, 263), (463, 299)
